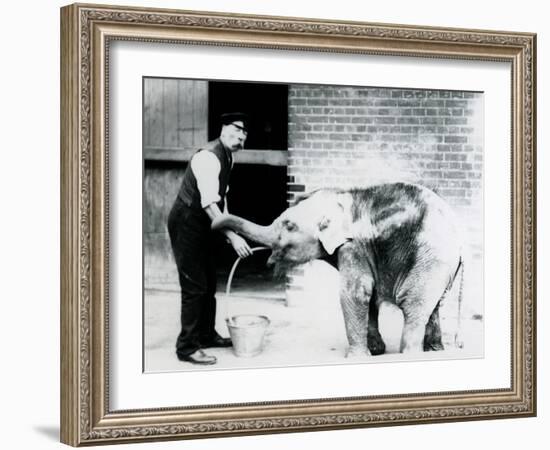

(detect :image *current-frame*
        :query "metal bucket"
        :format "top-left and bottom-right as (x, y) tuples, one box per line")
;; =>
(224, 247), (272, 358)
(226, 315), (270, 357)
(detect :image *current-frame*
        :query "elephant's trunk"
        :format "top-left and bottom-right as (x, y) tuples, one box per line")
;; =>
(211, 214), (275, 247)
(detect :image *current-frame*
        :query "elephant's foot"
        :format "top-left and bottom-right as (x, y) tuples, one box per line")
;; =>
(423, 331), (444, 351)
(345, 345), (371, 359)
(367, 332), (386, 355)
(423, 340), (445, 351)
(400, 323), (426, 353)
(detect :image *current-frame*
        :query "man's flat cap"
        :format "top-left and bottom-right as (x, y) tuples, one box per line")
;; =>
(220, 112), (249, 130)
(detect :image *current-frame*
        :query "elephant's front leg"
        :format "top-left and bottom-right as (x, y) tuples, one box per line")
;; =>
(339, 272), (375, 358)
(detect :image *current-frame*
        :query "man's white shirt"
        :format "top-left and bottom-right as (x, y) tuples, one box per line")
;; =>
(190, 151), (231, 208)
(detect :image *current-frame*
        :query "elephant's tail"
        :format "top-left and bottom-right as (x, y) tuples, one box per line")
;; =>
(451, 257), (465, 349)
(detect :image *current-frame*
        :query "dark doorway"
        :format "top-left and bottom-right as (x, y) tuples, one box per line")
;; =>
(208, 81), (289, 299)
(208, 81), (288, 150)
(215, 164), (287, 298)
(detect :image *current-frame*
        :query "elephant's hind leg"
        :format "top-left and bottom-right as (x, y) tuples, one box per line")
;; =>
(423, 305), (444, 351)
(367, 290), (386, 355)
(398, 267), (450, 353)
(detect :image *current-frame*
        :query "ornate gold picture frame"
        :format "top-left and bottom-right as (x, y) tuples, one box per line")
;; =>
(60, 3), (536, 446)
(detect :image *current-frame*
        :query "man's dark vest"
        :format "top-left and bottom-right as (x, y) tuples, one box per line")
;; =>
(177, 139), (232, 211)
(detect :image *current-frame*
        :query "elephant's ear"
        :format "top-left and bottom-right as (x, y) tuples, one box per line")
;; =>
(316, 196), (352, 255)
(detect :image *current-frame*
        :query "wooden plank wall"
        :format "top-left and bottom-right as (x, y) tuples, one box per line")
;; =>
(144, 78), (208, 285)
(144, 164), (184, 286)
(144, 78), (208, 151)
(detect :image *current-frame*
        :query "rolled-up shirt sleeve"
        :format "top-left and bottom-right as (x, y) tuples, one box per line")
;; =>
(190, 151), (222, 208)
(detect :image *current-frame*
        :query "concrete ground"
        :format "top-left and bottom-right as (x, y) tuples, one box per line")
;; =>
(145, 288), (346, 372)
(144, 276), (483, 373)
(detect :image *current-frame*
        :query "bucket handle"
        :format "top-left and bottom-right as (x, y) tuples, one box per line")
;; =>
(223, 246), (271, 321)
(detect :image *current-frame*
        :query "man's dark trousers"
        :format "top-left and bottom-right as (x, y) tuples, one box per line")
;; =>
(167, 197), (218, 359)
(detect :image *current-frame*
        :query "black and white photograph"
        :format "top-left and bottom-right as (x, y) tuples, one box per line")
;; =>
(143, 78), (484, 372)
(53, 1), (538, 447)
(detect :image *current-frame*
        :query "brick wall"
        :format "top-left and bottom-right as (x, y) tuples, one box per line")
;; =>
(286, 85), (483, 314)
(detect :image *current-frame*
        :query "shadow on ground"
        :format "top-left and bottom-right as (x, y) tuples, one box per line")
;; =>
(33, 426), (59, 441)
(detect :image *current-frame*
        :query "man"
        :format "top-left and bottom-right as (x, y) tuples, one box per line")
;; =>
(167, 112), (253, 365)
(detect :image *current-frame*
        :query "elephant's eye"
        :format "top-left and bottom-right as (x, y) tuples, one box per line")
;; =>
(283, 220), (297, 232)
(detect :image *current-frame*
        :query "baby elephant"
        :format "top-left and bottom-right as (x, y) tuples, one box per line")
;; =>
(212, 182), (464, 357)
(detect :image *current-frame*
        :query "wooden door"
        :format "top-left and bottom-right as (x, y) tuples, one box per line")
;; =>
(143, 78), (208, 160)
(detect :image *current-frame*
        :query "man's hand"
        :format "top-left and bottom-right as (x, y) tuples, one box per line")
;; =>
(228, 233), (252, 259)
(204, 203), (252, 258)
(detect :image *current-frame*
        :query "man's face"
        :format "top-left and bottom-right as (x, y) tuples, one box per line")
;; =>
(220, 121), (248, 152)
